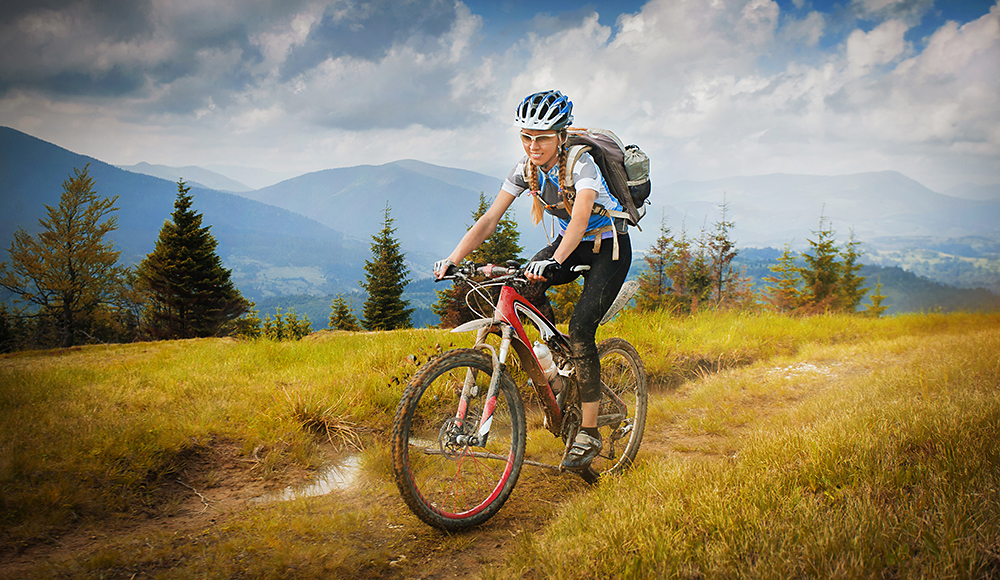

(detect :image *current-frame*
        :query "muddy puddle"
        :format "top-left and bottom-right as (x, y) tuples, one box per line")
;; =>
(254, 455), (362, 503)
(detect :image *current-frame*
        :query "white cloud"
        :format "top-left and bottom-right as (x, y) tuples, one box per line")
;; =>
(845, 19), (910, 76)
(779, 10), (826, 47)
(0, 0), (997, 192)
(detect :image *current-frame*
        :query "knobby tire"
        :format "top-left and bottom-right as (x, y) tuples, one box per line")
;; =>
(589, 337), (648, 477)
(391, 348), (526, 530)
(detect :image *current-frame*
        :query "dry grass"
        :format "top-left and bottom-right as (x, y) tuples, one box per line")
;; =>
(506, 323), (1000, 579)
(2, 311), (998, 578)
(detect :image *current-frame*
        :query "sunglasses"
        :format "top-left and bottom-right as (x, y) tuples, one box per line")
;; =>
(519, 131), (560, 145)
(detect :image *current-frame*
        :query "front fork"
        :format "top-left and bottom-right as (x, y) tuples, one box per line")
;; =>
(451, 325), (514, 447)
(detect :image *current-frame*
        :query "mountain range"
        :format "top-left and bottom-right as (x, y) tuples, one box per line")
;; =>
(116, 162), (254, 193)
(2, 126), (999, 306)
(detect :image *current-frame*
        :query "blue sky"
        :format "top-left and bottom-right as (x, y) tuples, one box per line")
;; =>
(0, 0), (997, 191)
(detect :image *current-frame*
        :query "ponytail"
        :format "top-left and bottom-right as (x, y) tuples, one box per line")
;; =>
(527, 153), (544, 225)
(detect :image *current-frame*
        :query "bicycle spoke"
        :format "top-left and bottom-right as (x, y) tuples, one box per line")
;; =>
(589, 338), (648, 476)
(392, 349), (525, 529)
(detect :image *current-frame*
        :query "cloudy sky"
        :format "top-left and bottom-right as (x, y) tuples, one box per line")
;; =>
(1, 0), (997, 192)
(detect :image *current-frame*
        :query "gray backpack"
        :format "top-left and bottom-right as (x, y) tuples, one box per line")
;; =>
(565, 128), (651, 228)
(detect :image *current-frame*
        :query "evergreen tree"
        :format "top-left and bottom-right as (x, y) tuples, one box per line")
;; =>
(665, 227), (693, 309)
(635, 218), (675, 312)
(234, 301), (263, 339)
(138, 180), (248, 338)
(329, 294), (361, 331)
(112, 267), (148, 343)
(0, 165), (126, 347)
(432, 193), (522, 327)
(468, 194), (523, 265)
(706, 200), (740, 308)
(686, 237), (713, 313)
(763, 243), (804, 312)
(636, 219), (718, 315)
(261, 307), (311, 340)
(837, 231), (868, 312)
(798, 216), (842, 312)
(765, 218), (870, 315)
(863, 276), (890, 318)
(361, 203), (414, 331)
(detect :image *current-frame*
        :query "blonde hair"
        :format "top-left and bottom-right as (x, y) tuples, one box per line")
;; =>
(528, 130), (575, 225)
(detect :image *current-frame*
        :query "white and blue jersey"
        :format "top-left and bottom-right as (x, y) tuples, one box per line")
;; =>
(501, 152), (623, 242)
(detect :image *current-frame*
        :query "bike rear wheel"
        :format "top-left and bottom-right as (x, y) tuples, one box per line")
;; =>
(391, 348), (526, 530)
(591, 337), (648, 476)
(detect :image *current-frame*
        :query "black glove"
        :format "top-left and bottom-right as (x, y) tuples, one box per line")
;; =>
(525, 258), (561, 278)
(434, 259), (457, 278)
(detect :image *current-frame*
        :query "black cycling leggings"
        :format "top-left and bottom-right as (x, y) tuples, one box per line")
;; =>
(521, 233), (631, 403)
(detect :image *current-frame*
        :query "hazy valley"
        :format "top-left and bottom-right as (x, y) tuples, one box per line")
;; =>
(2, 126), (998, 326)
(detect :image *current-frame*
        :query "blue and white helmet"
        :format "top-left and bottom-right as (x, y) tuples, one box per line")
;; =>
(515, 90), (573, 130)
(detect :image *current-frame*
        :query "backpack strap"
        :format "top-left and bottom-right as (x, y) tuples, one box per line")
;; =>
(583, 224), (620, 260)
(566, 143), (590, 175)
(566, 145), (634, 225)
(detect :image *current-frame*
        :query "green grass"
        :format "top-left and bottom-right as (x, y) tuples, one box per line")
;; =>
(0, 330), (450, 549)
(507, 323), (1000, 579)
(2, 311), (999, 578)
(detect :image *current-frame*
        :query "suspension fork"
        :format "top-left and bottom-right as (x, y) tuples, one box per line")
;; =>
(454, 324), (513, 447)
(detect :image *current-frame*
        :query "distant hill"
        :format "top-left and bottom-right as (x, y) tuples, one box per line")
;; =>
(945, 182), (1000, 202)
(0, 127), (366, 301)
(640, 172), (1000, 293)
(235, 159), (549, 261)
(647, 172), (1000, 251)
(4, 125), (997, 315)
(204, 164), (304, 190)
(118, 162), (253, 192)
(735, 248), (1000, 315)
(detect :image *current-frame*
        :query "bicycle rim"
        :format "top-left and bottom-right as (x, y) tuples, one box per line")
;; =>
(591, 337), (648, 476)
(391, 348), (526, 530)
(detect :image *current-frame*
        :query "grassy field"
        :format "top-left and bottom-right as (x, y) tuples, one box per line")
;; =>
(1, 311), (998, 578)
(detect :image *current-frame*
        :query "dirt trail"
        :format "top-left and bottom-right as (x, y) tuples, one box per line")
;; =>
(1, 358), (859, 579)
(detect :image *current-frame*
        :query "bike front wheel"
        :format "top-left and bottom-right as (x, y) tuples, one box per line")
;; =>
(591, 337), (648, 476)
(391, 348), (526, 530)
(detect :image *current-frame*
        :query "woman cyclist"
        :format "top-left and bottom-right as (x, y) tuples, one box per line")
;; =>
(433, 90), (632, 470)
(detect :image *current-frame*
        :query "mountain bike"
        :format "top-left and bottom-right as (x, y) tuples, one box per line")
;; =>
(391, 262), (647, 530)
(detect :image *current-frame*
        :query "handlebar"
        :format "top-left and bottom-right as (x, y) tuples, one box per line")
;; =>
(436, 261), (589, 283)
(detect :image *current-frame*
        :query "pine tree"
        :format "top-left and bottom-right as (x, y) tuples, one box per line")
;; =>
(432, 193), (522, 327)
(360, 203), (414, 331)
(798, 216), (842, 313)
(836, 231), (868, 312)
(233, 302), (263, 339)
(138, 180), (248, 338)
(706, 200), (739, 308)
(863, 276), (890, 318)
(686, 236), (713, 313)
(0, 165), (126, 347)
(635, 218), (676, 312)
(764, 243), (804, 312)
(765, 217), (869, 315)
(468, 194), (523, 266)
(329, 294), (361, 331)
(261, 307), (311, 340)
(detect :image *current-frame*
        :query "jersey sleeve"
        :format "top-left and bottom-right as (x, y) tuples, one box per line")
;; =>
(501, 157), (529, 198)
(572, 153), (602, 193)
